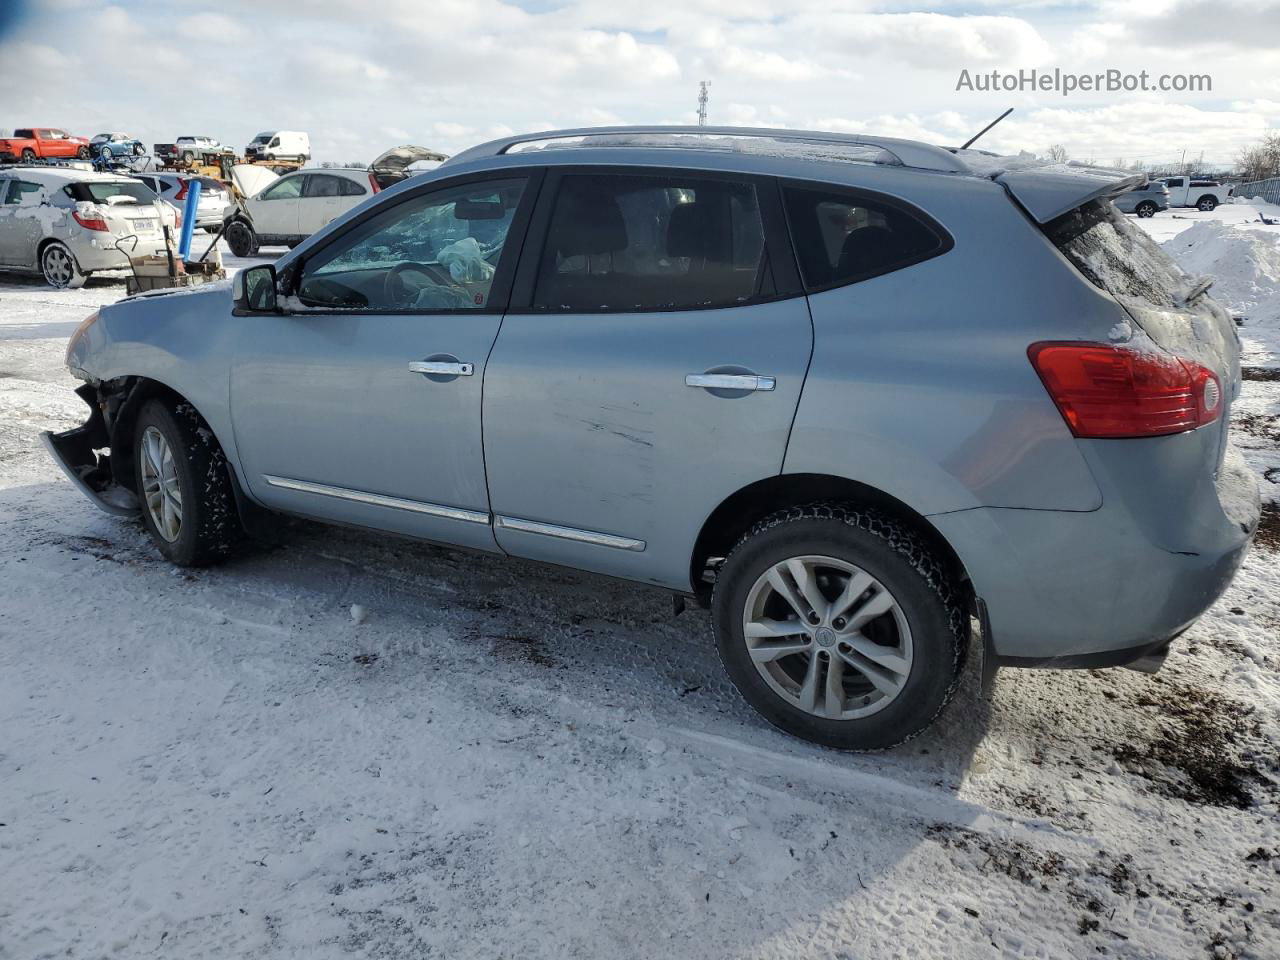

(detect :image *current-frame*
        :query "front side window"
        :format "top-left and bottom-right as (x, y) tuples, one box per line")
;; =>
(783, 186), (947, 290)
(260, 176), (304, 201)
(532, 174), (770, 312)
(294, 177), (526, 311)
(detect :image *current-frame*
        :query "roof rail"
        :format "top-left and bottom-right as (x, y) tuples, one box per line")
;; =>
(443, 125), (970, 174)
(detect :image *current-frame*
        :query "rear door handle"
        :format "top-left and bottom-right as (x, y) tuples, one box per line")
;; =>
(409, 360), (473, 376)
(685, 373), (775, 392)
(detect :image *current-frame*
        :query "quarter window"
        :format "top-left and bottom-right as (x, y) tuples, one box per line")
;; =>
(294, 177), (527, 311)
(531, 173), (772, 312)
(782, 186), (947, 290)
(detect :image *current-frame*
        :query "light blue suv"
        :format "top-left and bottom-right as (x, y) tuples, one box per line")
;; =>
(45, 127), (1259, 749)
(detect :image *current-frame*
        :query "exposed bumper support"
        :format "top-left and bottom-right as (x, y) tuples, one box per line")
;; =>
(40, 385), (139, 518)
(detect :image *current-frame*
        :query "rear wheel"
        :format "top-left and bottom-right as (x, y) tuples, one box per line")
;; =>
(133, 400), (239, 566)
(181, 150), (195, 164)
(712, 504), (967, 750)
(41, 242), (87, 289)
(1136, 201), (1157, 218)
(1196, 195), (1218, 212)
(76, 146), (89, 160)
(225, 219), (258, 258)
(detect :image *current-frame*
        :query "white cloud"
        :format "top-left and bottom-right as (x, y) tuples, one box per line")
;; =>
(0, 0), (1273, 167)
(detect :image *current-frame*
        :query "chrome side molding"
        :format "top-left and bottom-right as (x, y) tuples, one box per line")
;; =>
(262, 475), (490, 524)
(495, 515), (646, 552)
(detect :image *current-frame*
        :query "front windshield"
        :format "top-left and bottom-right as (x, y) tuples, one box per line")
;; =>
(252, 134), (271, 144)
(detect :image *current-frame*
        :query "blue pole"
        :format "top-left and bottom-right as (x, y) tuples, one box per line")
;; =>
(177, 179), (200, 263)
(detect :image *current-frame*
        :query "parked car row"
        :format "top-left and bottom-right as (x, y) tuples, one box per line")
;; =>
(1113, 176), (1235, 217)
(0, 166), (179, 288)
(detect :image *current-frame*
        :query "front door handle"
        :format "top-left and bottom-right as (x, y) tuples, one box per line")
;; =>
(685, 373), (775, 392)
(409, 360), (473, 376)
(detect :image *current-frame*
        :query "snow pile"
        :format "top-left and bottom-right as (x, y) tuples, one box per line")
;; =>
(1162, 220), (1280, 362)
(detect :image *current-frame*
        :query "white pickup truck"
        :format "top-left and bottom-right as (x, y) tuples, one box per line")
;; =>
(1160, 176), (1233, 211)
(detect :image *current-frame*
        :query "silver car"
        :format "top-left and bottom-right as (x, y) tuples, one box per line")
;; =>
(0, 168), (177, 288)
(43, 126), (1260, 749)
(132, 172), (231, 230)
(1113, 180), (1170, 218)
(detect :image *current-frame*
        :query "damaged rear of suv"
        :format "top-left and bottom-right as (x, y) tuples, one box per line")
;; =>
(43, 126), (1260, 750)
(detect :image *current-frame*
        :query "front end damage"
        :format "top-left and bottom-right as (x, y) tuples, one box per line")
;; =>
(41, 381), (140, 518)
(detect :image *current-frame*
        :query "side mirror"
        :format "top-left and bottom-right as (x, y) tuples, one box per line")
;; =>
(233, 264), (278, 312)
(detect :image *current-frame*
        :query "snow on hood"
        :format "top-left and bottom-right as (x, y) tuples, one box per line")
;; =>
(370, 145), (449, 172)
(955, 149), (1144, 223)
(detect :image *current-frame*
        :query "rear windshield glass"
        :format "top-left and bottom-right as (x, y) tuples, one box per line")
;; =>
(1044, 199), (1186, 308)
(64, 181), (155, 204)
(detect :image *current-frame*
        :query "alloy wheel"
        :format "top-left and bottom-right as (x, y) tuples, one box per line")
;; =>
(742, 555), (913, 720)
(140, 426), (183, 542)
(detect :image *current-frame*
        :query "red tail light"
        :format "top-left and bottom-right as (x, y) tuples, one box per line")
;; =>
(72, 210), (109, 231)
(174, 178), (190, 201)
(1028, 342), (1222, 438)
(368, 172), (381, 194)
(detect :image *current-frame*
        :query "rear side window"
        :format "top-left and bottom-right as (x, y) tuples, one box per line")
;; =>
(783, 185), (948, 290)
(532, 173), (773, 312)
(4, 180), (42, 205)
(1045, 200), (1183, 309)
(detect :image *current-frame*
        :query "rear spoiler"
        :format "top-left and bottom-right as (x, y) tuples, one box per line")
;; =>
(995, 164), (1145, 224)
(955, 152), (1145, 223)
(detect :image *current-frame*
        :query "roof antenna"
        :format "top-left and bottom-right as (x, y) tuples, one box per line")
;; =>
(960, 107), (1013, 151)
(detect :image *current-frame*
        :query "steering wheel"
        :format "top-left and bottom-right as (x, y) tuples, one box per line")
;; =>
(382, 261), (459, 307)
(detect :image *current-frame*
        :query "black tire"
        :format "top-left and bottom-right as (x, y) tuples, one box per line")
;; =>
(133, 143), (145, 156)
(21, 148), (35, 162)
(98, 146), (112, 161)
(1136, 201), (1157, 218)
(711, 503), (967, 750)
(181, 150), (195, 164)
(133, 399), (240, 567)
(225, 219), (258, 258)
(41, 241), (87, 289)
(1196, 195), (1218, 212)
(76, 146), (89, 160)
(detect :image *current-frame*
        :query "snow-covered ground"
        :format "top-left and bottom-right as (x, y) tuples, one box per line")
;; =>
(1, 215), (1277, 960)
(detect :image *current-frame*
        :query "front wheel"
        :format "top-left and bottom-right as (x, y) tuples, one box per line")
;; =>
(225, 219), (258, 258)
(1136, 201), (1157, 218)
(133, 400), (240, 566)
(98, 146), (113, 161)
(21, 148), (35, 162)
(1197, 196), (1218, 212)
(41, 242), (87, 289)
(712, 504), (967, 750)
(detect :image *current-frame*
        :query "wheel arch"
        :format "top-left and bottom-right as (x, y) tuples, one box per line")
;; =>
(689, 472), (973, 607)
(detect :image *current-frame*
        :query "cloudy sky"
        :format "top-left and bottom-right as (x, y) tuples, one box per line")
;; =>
(2, 0), (1278, 168)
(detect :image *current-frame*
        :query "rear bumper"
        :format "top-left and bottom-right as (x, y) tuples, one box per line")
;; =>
(932, 437), (1260, 666)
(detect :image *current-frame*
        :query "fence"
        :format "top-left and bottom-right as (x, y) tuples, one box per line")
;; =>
(1234, 177), (1280, 205)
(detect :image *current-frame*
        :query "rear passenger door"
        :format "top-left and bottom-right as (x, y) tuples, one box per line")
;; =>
(482, 168), (812, 590)
(299, 173), (365, 234)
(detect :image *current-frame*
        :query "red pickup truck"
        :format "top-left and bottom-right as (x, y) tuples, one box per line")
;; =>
(0, 128), (90, 163)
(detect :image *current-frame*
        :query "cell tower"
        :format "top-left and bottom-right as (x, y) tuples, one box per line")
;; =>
(697, 80), (709, 126)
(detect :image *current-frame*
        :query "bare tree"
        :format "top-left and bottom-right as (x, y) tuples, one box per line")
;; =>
(1045, 144), (1069, 163)
(1237, 132), (1280, 182)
